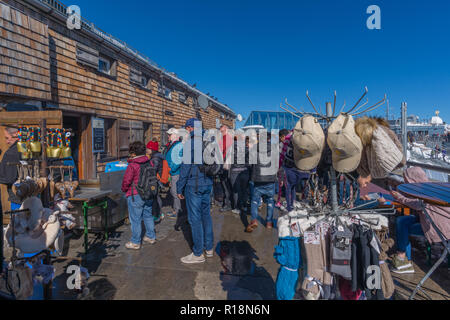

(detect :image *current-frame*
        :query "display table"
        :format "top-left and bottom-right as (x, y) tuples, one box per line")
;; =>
(397, 182), (450, 300)
(69, 188), (112, 254)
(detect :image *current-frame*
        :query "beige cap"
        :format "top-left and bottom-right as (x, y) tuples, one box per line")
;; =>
(167, 128), (178, 135)
(292, 116), (325, 171)
(327, 114), (363, 173)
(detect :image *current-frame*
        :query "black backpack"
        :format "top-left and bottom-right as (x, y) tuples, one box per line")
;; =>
(198, 140), (223, 177)
(132, 160), (158, 201)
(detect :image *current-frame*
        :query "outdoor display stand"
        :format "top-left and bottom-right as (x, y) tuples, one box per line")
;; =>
(276, 88), (400, 300)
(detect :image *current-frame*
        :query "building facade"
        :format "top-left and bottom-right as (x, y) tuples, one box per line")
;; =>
(0, 0), (235, 180)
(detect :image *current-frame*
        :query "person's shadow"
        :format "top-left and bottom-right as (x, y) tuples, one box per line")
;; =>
(217, 240), (276, 300)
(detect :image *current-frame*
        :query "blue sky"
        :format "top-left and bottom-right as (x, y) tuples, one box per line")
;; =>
(70, 0), (450, 124)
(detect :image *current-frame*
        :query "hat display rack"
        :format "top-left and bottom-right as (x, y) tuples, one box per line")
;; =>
(281, 87), (395, 219)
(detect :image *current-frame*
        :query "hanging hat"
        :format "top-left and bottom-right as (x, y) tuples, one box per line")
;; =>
(327, 114), (363, 173)
(292, 116), (325, 171)
(146, 141), (159, 152)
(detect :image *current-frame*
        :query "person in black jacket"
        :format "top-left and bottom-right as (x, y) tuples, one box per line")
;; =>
(246, 132), (278, 233)
(0, 127), (21, 210)
(146, 140), (164, 221)
(230, 133), (250, 215)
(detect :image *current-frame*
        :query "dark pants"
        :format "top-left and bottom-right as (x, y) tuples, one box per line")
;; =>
(284, 166), (310, 212)
(230, 169), (249, 211)
(185, 184), (214, 256)
(220, 169), (233, 208)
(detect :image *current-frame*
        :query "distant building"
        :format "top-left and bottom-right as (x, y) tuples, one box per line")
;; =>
(243, 111), (327, 131)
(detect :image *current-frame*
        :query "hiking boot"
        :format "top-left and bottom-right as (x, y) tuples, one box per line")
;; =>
(232, 209), (241, 215)
(125, 242), (141, 250)
(391, 255), (414, 274)
(205, 250), (214, 258)
(220, 206), (232, 212)
(143, 236), (156, 245)
(246, 220), (258, 233)
(181, 253), (205, 264)
(266, 222), (273, 229)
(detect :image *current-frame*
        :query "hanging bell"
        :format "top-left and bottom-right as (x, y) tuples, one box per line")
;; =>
(51, 147), (62, 158)
(17, 142), (28, 153)
(30, 128), (42, 153)
(21, 151), (31, 160)
(61, 146), (72, 158)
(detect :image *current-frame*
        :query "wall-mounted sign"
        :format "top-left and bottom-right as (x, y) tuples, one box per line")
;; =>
(92, 117), (105, 153)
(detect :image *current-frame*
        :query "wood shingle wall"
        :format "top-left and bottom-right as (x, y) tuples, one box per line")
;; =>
(0, 1), (51, 100)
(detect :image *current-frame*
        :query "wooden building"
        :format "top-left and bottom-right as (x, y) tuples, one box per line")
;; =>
(0, 0), (236, 181)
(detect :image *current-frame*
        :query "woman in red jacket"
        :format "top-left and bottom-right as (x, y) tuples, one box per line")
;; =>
(121, 141), (157, 250)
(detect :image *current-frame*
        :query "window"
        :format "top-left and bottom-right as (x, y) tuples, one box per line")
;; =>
(164, 87), (172, 100)
(130, 67), (150, 89)
(98, 56), (111, 75)
(178, 92), (186, 104)
(76, 43), (99, 69)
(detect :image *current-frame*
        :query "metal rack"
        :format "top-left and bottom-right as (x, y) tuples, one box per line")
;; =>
(281, 87), (395, 218)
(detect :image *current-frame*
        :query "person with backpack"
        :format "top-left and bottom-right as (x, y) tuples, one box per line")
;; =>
(164, 128), (184, 223)
(121, 141), (158, 250)
(246, 132), (278, 233)
(146, 140), (164, 222)
(176, 118), (219, 264)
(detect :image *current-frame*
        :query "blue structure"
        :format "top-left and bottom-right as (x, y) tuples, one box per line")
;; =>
(244, 111), (327, 130)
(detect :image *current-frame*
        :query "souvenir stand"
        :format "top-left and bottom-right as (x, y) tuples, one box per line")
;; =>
(0, 111), (81, 300)
(275, 88), (399, 300)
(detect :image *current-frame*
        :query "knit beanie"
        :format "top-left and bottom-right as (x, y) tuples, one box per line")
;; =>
(146, 141), (159, 152)
(366, 127), (403, 179)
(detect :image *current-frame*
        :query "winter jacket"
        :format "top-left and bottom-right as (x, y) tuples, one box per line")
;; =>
(121, 156), (151, 197)
(251, 140), (278, 184)
(150, 152), (163, 177)
(393, 167), (450, 244)
(164, 141), (183, 176)
(0, 141), (21, 204)
(230, 140), (250, 172)
(355, 117), (406, 179)
(177, 131), (213, 195)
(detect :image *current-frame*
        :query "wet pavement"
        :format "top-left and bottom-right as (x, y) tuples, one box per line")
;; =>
(2, 202), (449, 300)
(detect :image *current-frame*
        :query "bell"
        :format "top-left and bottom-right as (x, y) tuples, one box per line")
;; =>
(46, 146), (54, 158)
(61, 146), (72, 158)
(17, 142), (28, 153)
(51, 147), (62, 158)
(30, 141), (41, 153)
(21, 151), (31, 160)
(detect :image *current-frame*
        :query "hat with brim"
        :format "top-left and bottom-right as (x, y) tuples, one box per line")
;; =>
(327, 114), (363, 173)
(292, 116), (325, 171)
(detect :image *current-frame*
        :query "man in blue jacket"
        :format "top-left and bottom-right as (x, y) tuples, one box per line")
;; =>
(177, 118), (214, 264)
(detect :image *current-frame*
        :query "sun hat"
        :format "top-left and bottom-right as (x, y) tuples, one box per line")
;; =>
(327, 114), (363, 173)
(292, 116), (325, 171)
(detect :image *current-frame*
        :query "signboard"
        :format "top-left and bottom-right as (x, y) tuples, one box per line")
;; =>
(92, 118), (105, 153)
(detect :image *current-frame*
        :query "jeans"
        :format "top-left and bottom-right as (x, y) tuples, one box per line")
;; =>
(284, 166), (310, 212)
(230, 169), (249, 211)
(396, 215), (424, 260)
(185, 184), (214, 257)
(127, 194), (156, 244)
(170, 175), (182, 213)
(251, 182), (276, 223)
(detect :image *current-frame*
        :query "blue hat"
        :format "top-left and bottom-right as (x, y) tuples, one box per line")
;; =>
(184, 118), (199, 128)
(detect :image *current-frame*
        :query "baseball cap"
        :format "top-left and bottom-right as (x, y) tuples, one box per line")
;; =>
(167, 128), (178, 135)
(292, 116), (325, 171)
(327, 114), (363, 173)
(184, 118), (199, 128)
